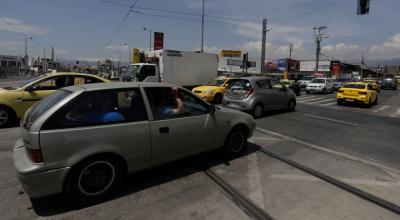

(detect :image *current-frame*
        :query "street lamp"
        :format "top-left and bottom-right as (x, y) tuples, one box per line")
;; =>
(143, 27), (152, 51)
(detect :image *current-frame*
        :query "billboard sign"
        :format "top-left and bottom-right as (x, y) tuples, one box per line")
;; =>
(154, 32), (164, 50)
(330, 61), (341, 76)
(221, 50), (242, 57)
(131, 48), (140, 64)
(266, 59), (287, 72)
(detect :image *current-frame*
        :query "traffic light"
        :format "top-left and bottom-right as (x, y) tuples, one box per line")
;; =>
(242, 53), (248, 68)
(357, 0), (370, 15)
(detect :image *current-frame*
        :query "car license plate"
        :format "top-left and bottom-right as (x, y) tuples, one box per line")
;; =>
(346, 98), (354, 102)
(227, 103), (238, 108)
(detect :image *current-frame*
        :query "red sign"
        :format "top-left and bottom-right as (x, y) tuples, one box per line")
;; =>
(154, 32), (164, 50)
(330, 61), (341, 76)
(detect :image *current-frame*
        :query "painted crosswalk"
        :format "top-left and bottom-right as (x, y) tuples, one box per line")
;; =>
(296, 95), (400, 119)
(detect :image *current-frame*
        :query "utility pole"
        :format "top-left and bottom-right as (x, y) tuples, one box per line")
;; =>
(51, 46), (55, 70)
(313, 26), (328, 73)
(289, 43), (293, 60)
(200, 0), (205, 53)
(260, 18), (267, 74)
(143, 27), (152, 51)
(360, 52), (364, 79)
(24, 36), (32, 75)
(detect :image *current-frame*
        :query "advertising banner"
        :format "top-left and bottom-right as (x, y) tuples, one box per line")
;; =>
(154, 32), (164, 50)
(221, 50), (242, 57)
(131, 48), (140, 64)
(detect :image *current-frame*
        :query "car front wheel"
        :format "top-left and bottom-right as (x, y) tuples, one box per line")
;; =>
(0, 106), (16, 128)
(64, 156), (125, 205)
(224, 127), (248, 156)
(252, 103), (263, 119)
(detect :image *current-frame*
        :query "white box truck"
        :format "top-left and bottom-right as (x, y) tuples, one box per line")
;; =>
(122, 50), (218, 89)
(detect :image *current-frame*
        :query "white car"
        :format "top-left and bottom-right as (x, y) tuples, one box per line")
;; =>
(298, 76), (315, 89)
(306, 78), (335, 94)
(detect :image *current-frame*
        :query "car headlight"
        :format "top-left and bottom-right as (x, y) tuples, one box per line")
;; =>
(203, 89), (213, 94)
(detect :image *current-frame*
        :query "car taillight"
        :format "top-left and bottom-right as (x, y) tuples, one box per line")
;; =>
(245, 88), (254, 98)
(26, 148), (43, 163)
(337, 90), (344, 93)
(358, 92), (367, 95)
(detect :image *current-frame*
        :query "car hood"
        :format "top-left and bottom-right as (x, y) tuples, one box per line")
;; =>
(193, 85), (220, 91)
(307, 83), (325, 86)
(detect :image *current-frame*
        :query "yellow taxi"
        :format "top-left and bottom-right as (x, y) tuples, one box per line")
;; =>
(362, 79), (380, 92)
(192, 76), (234, 104)
(0, 72), (109, 127)
(336, 82), (378, 106)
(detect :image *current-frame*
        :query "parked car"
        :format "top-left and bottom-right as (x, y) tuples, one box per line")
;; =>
(336, 82), (378, 107)
(222, 77), (296, 118)
(192, 76), (234, 104)
(0, 72), (109, 128)
(298, 76), (315, 90)
(13, 82), (256, 204)
(380, 78), (397, 90)
(362, 79), (381, 92)
(332, 81), (344, 91)
(306, 78), (335, 94)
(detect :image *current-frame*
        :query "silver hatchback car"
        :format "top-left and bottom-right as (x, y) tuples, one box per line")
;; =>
(14, 82), (255, 204)
(222, 77), (296, 118)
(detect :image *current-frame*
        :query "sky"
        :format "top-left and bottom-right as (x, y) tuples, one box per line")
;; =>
(1, 0), (400, 65)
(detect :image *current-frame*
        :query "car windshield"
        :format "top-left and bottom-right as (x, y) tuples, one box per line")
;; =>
(227, 79), (252, 90)
(25, 90), (71, 126)
(207, 79), (226, 86)
(343, 84), (366, 89)
(304, 76), (314, 81)
(8, 75), (47, 90)
(125, 65), (140, 80)
(311, 79), (325, 83)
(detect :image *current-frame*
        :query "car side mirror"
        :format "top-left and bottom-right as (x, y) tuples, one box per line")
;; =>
(209, 104), (216, 115)
(26, 85), (39, 92)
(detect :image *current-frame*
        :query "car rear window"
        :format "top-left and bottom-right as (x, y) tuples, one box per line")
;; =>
(343, 84), (366, 89)
(227, 79), (252, 90)
(25, 90), (71, 126)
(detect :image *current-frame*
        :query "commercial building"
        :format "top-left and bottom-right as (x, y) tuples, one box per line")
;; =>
(0, 55), (23, 77)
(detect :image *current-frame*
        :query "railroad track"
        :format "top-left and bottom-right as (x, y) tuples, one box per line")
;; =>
(204, 144), (400, 220)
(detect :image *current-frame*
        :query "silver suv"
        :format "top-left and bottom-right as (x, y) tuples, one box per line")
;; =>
(222, 77), (296, 118)
(14, 82), (255, 204)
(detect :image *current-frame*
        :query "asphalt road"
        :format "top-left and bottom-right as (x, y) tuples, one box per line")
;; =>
(0, 86), (399, 219)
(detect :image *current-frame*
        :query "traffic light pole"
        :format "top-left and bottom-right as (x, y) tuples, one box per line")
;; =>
(260, 18), (267, 74)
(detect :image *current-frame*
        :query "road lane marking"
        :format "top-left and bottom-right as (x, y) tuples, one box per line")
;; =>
(0, 151), (12, 159)
(389, 108), (400, 118)
(320, 101), (337, 106)
(373, 105), (390, 112)
(255, 127), (400, 177)
(297, 97), (326, 103)
(306, 99), (334, 104)
(296, 96), (320, 101)
(302, 114), (359, 126)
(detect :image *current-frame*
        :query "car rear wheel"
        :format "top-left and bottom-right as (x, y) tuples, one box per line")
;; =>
(64, 156), (125, 205)
(322, 88), (326, 95)
(0, 106), (16, 128)
(224, 127), (248, 156)
(213, 93), (223, 104)
(373, 96), (378, 105)
(252, 103), (263, 119)
(306, 91), (310, 94)
(287, 99), (296, 112)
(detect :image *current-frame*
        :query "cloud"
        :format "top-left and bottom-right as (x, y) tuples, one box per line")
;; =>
(321, 33), (400, 61)
(0, 17), (48, 35)
(105, 44), (130, 51)
(236, 40), (312, 60)
(0, 39), (23, 50)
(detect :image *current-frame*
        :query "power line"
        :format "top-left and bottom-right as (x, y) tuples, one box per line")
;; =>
(131, 10), (240, 26)
(0, 16), (29, 37)
(102, 0), (139, 57)
(268, 0), (342, 32)
(97, 0), (257, 23)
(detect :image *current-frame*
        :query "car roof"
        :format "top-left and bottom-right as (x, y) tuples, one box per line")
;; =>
(344, 81), (369, 85)
(63, 82), (177, 92)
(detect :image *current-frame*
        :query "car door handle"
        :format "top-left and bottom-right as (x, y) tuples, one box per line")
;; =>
(159, 127), (169, 133)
